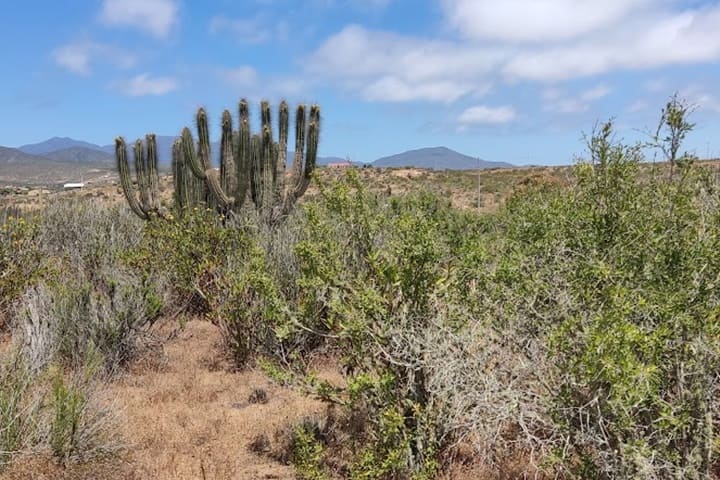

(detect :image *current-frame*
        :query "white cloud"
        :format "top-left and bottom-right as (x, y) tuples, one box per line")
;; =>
(441, 0), (653, 43)
(304, 2), (720, 103)
(310, 25), (506, 81)
(362, 77), (475, 102)
(677, 86), (720, 113)
(307, 25), (504, 102)
(219, 66), (258, 88)
(53, 41), (135, 75)
(544, 85), (611, 114)
(99, 0), (178, 39)
(217, 66), (311, 99)
(501, 8), (720, 81)
(582, 85), (611, 102)
(116, 74), (178, 96)
(458, 105), (517, 125)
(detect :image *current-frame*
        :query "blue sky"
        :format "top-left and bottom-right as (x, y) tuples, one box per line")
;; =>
(3, 0), (720, 165)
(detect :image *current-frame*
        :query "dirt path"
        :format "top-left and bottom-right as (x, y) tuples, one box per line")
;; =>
(2, 320), (324, 480)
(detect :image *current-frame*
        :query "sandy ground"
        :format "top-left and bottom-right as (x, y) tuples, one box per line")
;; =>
(1, 320), (325, 480)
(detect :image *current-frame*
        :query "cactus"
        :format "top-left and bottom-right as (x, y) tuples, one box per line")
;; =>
(116, 134), (163, 219)
(178, 98), (320, 222)
(172, 138), (206, 210)
(116, 98), (320, 223)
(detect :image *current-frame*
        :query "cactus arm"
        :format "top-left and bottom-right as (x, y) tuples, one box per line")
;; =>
(299, 104), (321, 195)
(260, 101), (275, 215)
(115, 137), (149, 220)
(287, 104), (320, 209)
(133, 139), (152, 213)
(291, 104), (307, 185)
(250, 134), (262, 207)
(146, 134), (161, 210)
(282, 104), (307, 212)
(181, 127), (205, 180)
(171, 138), (183, 210)
(172, 138), (191, 211)
(235, 99), (251, 210)
(177, 130), (208, 207)
(195, 108), (236, 210)
(205, 169), (235, 207)
(220, 110), (237, 199)
(196, 108), (213, 171)
(275, 100), (289, 204)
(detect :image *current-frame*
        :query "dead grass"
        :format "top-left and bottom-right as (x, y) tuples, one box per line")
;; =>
(112, 319), (327, 480)
(1, 319), (327, 480)
(0, 318), (554, 480)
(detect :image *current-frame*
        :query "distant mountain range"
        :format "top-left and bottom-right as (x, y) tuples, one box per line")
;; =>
(15, 136), (349, 168)
(0, 136), (515, 185)
(373, 147), (512, 170)
(0, 146), (114, 185)
(18, 137), (111, 156)
(42, 147), (114, 164)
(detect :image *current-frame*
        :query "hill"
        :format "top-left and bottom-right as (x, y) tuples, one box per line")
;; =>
(18, 137), (106, 156)
(0, 146), (44, 165)
(372, 146), (512, 170)
(43, 147), (114, 164)
(0, 146), (114, 186)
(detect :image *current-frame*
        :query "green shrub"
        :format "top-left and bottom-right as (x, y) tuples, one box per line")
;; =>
(0, 214), (43, 321)
(253, 104), (720, 478)
(0, 352), (121, 470)
(19, 266), (162, 374)
(47, 359), (121, 465)
(214, 240), (285, 365)
(292, 422), (329, 480)
(49, 369), (86, 463)
(0, 355), (40, 467)
(491, 120), (720, 478)
(126, 207), (249, 314)
(262, 172), (489, 477)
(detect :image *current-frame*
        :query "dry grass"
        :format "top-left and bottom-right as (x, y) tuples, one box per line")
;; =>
(1, 317), (533, 479)
(111, 319), (326, 480)
(1, 319), (327, 480)
(2, 315), (543, 480)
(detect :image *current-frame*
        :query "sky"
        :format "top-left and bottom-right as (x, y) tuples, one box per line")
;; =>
(2, 0), (720, 165)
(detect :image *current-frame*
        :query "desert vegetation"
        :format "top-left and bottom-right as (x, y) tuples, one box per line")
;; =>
(2, 96), (720, 479)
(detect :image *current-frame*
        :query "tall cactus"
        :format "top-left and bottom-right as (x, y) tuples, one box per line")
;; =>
(180, 98), (321, 222)
(116, 98), (321, 223)
(116, 134), (163, 219)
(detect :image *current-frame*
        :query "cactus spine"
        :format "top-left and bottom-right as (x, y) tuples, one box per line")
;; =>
(115, 98), (320, 223)
(116, 134), (162, 219)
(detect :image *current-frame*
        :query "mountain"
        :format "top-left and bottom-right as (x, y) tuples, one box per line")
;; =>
(19, 135), (351, 169)
(0, 146), (43, 165)
(372, 147), (512, 170)
(43, 147), (114, 164)
(0, 146), (114, 185)
(19, 137), (106, 156)
(98, 135), (185, 166)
